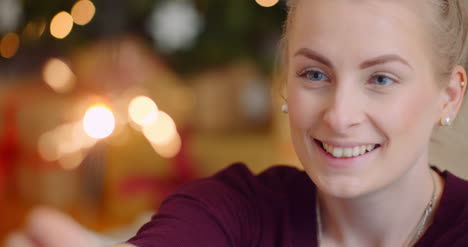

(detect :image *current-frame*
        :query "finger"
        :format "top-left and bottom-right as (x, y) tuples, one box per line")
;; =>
(25, 206), (98, 247)
(4, 232), (36, 247)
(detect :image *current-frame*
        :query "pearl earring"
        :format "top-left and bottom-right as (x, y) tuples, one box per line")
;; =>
(281, 104), (288, 114)
(441, 116), (451, 126)
(461, 82), (466, 87)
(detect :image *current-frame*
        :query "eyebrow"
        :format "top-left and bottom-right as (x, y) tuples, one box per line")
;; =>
(294, 48), (334, 69)
(360, 54), (413, 70)
(294, 48), (413, 70)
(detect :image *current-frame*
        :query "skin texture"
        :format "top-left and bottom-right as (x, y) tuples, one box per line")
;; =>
(287, 0), (466, 246)
(288, 0), (440, 199)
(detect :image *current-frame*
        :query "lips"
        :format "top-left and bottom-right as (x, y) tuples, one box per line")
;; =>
(314, 139), (381, 158)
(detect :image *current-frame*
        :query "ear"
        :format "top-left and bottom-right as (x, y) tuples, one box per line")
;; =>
(439, 65), (467, 125)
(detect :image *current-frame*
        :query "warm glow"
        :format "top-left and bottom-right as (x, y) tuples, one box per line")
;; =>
(0, 32), (20, 58)
(255, 0), (279, 7)
(50, 11), (74, 39)
(83, 105), (116, 139)
(128, 96), (159, 127)
(23, 20), (46, 40)
(142, 111), (177, 145)
(72, 121), (97, 148)
(150, 132), (181, 158)
(42, 58), (76, 93)
(59, 151), (85, 170)
(38, 121), (98, 164)
(71, 0), (96, 26)
(38, 132), (60, 162)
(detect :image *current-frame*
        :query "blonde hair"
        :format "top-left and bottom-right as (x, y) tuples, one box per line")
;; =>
(278, 0), (468, 81)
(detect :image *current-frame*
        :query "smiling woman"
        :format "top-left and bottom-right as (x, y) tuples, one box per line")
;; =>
(6, 0), (468, 247)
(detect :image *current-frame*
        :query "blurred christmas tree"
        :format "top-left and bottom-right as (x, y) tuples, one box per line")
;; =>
(1, 0), (286, 77)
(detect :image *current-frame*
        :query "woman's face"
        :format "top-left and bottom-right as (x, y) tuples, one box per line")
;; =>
(287, 0), (445, 198)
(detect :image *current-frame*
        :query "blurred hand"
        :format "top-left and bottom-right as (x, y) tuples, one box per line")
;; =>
(4, 206), (99, 247)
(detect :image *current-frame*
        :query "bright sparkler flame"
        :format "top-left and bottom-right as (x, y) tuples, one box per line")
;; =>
(83, 105), (116, 139)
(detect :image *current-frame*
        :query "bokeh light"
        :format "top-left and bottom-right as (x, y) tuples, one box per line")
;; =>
(149, 1), (203, 52)
(37, 122), (97, 166)
(0, 32), (20, 58)
(55, 123), (83, 155)
(72, 121), (97, 148)
(58, 151), (85, 170)
(38, 132), (60, 162)
(23, 19), (46, 40)
(142, 111), (177, 145)
(0, 0), (22, 33)
(150, 131), (181, 159)
(255, 0), (279, 7)
(128, 96), (159, 127)
(42, 58), (76, 93)
(71, 0), (96, 26)
(83, 105), (116, 139)
(50, 11), (74, 39)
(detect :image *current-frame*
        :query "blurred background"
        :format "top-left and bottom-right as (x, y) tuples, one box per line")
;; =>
(0, 0), (298, 244)
(0, 0), (467, 245)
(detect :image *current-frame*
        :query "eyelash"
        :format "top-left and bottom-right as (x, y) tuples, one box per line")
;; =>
(296, 69), (398, 87)
(369, 74), (397, 86)
(296, 69), (330, 82)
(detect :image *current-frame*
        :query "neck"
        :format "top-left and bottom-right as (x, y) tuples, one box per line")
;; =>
(317, 162), (443, 247)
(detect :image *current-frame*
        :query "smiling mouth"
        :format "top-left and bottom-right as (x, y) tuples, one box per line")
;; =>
(314, 139), (381, 158)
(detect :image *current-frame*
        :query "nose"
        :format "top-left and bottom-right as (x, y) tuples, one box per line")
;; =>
(322, 85), (364, 134)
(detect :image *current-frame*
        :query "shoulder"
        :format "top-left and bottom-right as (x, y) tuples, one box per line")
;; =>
(439, 170), (468, 222)
(128, 163), (307, 247)
(174, 162), (307, 205)
(423, 170), (468, 246)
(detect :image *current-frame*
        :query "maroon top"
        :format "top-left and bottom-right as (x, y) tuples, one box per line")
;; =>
(127, 163), (468, 247)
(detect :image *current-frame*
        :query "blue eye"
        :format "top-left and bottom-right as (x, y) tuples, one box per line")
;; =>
(300, 70), (329, 81)
(372, 75), (394, 86)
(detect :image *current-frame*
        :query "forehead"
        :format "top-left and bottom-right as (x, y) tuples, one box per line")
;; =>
(288, 0), (431, 66)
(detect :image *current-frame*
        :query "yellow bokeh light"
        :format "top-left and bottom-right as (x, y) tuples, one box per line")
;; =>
(142, 111), (177, 145)
(150, 132), (181, 159)
(0, 32), (20, 59)
(50, 11), (74, 39)
(255, 0), (279, 7)
(128, 96), (159, 127)
(71, 0), (96, 26)
(83, 105), (116, 139)
(42, 58), (76, 93)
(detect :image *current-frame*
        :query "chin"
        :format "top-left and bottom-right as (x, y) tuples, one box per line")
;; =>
(305, 166), (371, 199)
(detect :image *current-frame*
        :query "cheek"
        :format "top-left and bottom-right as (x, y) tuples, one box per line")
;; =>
(376, 86), (438, 142)
(287, 84), (321, 130)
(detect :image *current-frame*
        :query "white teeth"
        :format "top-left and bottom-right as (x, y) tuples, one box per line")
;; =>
(343, 148), (353, 158)
(332, 147), (343, 158)
(353, 146), (360, 157)
(366, 144), (376, 152)
(322, 142), (377, 158)
(360, 145), (366, 155)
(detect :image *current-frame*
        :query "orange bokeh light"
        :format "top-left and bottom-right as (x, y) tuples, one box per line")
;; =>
(255, 0), (279, 7)
(50, 11), (74, 39)
(71, 0), (96, 26)
(0, 32), (20, 58)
